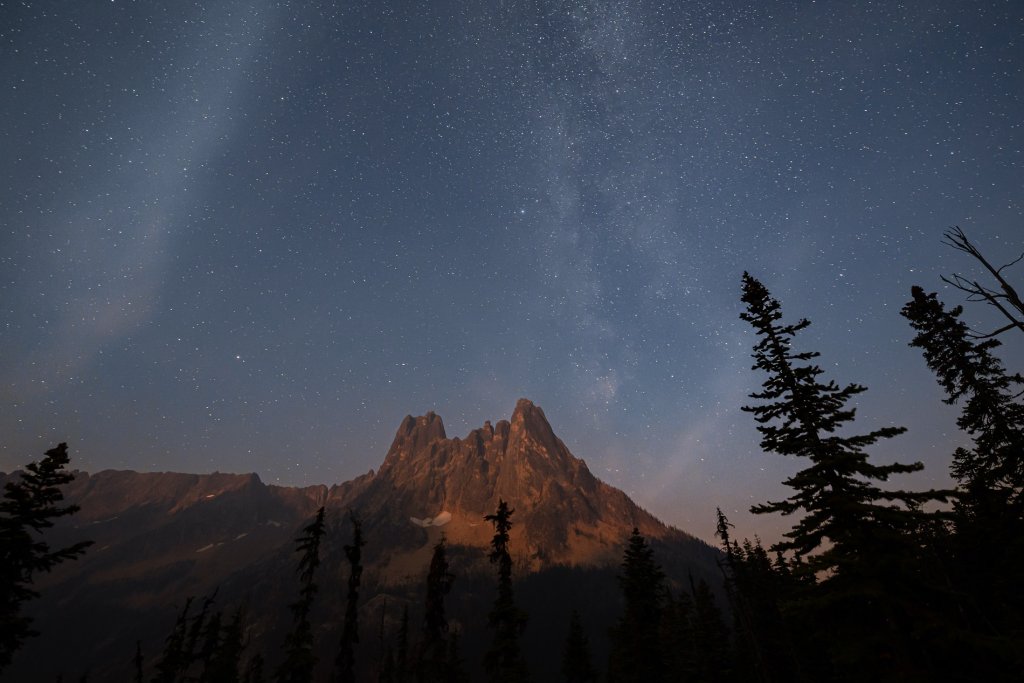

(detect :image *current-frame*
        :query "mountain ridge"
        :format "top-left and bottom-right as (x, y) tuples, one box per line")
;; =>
(5, 398), (719, 682)
(320, 398), (701, 575)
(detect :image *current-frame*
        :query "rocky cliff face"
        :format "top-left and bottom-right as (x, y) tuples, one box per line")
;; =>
(333, 398), (698, 576)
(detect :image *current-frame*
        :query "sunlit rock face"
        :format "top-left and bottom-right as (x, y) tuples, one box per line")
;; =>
(330, 398), (699, 576)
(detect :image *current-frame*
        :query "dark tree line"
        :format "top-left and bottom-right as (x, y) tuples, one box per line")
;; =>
(140, 503), (505, 683)
(722, 229), (1024, 682)
(148, 593), (255, 683)
(605, 527), (732, 683)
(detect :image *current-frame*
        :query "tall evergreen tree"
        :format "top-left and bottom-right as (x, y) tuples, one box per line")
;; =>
(196, 609), (224, 680)
(445, 630), (468, 683)
(715, 509), (803, 683)
(739, 273), (949, 680)
(419, 536), (454, 683)
(134, 641), (144, 683)
(659, 589), (697, 681)
(608, 528), (667, 683)
(204, 605), (247, 683)
(152, 592), (220, 683)
(153, 598), (195, 683)
(561, 610), (597, 683)
(902, 285), (1024, 675)
(715, 511), (766, 683)
(689, 577), (732, 683)
(0, 443), (92, 672)
(483, 500), (529, 683)
(739, 273), (936, 573)
(181, 593), (218, 679)
(901, 286), (1024, 504)
(277, 506), (326, 683)
(333, 511), (366, 683)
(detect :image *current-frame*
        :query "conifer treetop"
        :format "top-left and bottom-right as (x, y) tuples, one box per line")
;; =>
(739, 273), (939, 568)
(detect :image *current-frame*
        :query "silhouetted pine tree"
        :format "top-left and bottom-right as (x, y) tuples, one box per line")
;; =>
(419, 536), (454, 683)
(0, 443), (92, 673)
(203, 605), (246, 683)
(690, 577), (732, 683)
(483, 500), (529, 683)
(176, 592), (217, 679)
(740, 273), (934, 567)
(333, 511), (366, 683)
(902, 286), (1024, 506)
(561, 610), (597, 683)
(740, 273), (948, 680)
(153, 598), (194, 683)
(134, 641), (144, 683)
(715, 511), (765, 683)
(151, 594), (250, 683)
(902, 286), (1024, 676)
(658, 588), (692, 680)
(445, 630), (468, 683)
(277, 506), (326, 683)
(715, 509), (803, 683)
(608, 528), (667, 683)
(196, 609), (224, 680)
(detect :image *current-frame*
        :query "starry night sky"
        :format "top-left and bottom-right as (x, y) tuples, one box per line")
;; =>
(2, 0), (1022, 542)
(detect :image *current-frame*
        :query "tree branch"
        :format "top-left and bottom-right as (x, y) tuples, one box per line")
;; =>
(943, 226), (1024, 339)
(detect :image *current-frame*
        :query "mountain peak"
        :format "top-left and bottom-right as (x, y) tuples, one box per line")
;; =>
(510, 397), (544, 424)
(351, 397), (692, 571)
(509, 397), (560, 456)
(383, 411), (446, 469)
(403, 411), (446, 440)
(513, 396), (538, 411)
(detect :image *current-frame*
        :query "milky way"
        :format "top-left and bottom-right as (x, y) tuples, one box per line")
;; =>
(2, 0), (1021, 542)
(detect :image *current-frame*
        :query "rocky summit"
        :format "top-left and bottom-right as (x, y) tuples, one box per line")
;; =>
(341, 398), (700, 576)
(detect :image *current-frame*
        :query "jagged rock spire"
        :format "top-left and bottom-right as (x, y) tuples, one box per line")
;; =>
(356, 399), (687, 569)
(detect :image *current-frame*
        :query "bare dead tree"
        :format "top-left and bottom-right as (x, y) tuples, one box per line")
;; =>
(941, 226), (1024, 338)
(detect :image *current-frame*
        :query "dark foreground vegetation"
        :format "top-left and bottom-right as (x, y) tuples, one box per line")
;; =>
(2, 227), (1022, 682)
